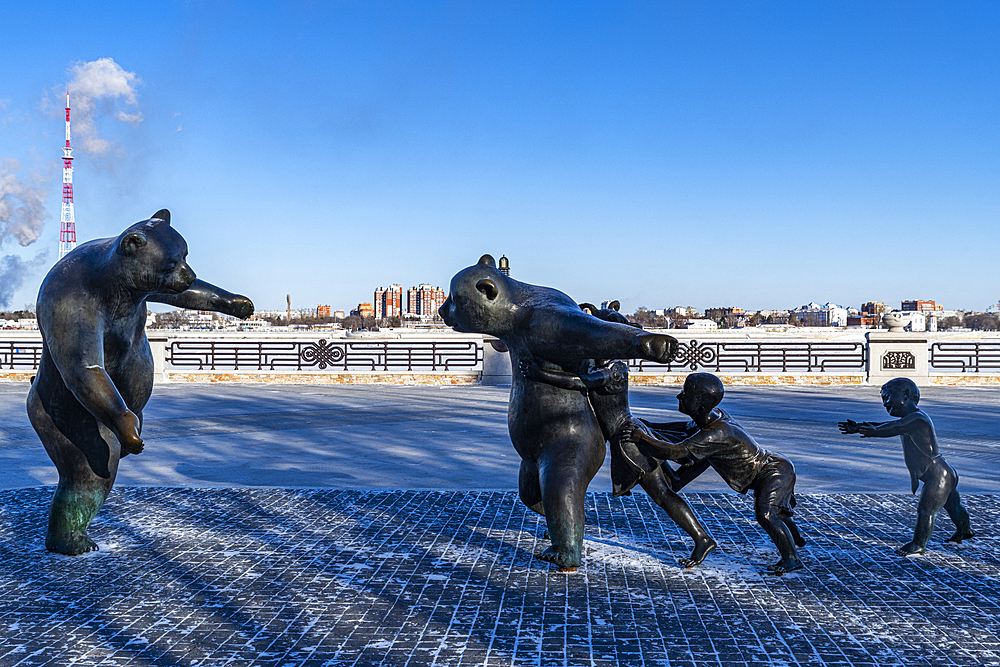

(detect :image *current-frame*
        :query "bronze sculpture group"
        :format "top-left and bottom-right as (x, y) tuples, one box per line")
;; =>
(26, 238), (978, 576)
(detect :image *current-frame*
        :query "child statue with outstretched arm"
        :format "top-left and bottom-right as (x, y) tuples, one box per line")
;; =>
(626, 373), (806, 575)
(838, 377), (974, 556)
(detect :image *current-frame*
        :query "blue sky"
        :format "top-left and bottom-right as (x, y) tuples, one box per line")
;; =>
(2, 1), (998, 314)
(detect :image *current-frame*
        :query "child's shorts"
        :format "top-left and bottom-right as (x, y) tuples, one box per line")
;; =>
(750, 455), (797, 518)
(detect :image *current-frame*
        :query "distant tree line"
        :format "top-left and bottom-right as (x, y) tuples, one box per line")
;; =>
(626, 307), (795, 329)
(938, 313), (1000, 331)
(623, 308), (1000, 331)
(0, 308), (36, 320)
(257, 313), (405, 331)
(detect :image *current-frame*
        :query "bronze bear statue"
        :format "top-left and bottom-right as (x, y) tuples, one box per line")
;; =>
(439, 254), (677, 570)
(27, 210), (253, 555)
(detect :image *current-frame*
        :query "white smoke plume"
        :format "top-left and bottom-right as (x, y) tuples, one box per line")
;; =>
(0, 158), (49, 249)
(0, 252), (48, 309)
(0, 159), (50, 308)
(65, 58), (143, 155)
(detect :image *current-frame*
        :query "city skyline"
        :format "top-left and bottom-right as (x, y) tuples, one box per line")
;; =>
(1, 3), (998, 314)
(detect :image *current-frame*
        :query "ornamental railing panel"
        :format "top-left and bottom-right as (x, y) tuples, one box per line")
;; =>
(929, 341), (1000, 373)
(165, 338), (484, 372)
(0, 340), (43, 370)
(628, 339), (867, 373)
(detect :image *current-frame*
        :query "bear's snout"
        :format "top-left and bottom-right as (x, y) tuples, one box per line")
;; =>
(167, 263), (197, 293)
(438, 297), (454, 326)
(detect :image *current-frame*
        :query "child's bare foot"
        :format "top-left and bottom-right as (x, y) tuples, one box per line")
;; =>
(766, 557), (803, 575)
(679, 539), (717, 568)
(896, 542), (926, 556)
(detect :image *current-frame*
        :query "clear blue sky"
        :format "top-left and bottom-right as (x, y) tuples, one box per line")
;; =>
(2, 1), (998, 315)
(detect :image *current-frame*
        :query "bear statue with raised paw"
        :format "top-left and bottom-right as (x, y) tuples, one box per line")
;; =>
(439, 254), (678, 571)
(27, 210), (254, 555)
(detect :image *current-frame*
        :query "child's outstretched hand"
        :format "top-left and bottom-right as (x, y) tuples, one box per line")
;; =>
(838, 419), (860, 434)
(858, 423), (877, 437)
(622, 417), (654, 444)
(619, 420), (635, 444)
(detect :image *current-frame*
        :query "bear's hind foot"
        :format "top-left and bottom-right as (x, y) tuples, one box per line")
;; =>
(537, 545), (581, 572)
(947, 529), (975, 544)
(46, 531), (99, 556)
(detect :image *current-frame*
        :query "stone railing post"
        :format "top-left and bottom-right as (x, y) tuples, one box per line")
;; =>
(866, 331), (929, 387)
(481, 338), (512, 385)
(147, 333), (169, 384)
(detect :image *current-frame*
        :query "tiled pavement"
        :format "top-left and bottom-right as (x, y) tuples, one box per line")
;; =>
(0, 487), (997, 666)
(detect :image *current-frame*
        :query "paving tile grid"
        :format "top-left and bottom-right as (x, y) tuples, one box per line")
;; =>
(0, 487), (997, 667)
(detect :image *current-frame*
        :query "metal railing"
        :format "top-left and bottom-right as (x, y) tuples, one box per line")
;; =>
(7, 334), (1000, 380)
(929, 341), (1000, 373)
(165, 338), (484, 372)
(630, 339), (867, 373)
(0, 340), (43, 370)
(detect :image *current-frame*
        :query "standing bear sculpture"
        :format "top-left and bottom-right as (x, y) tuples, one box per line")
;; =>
(27, 210), (254, 555)
(439, 254), (678, 570)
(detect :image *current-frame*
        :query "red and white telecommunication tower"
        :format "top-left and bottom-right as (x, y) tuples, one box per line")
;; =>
(58, 91), (77, 260)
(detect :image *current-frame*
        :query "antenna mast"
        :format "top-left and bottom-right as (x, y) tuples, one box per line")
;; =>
(58, 91), (77, 260)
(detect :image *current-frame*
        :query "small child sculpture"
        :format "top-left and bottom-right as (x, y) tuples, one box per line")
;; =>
(626, 373), (806, 575)
(838, 377), (974, 556)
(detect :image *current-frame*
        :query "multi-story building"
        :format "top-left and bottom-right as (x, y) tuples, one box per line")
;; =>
(705, 307), (744, 324)
(405, 286), (419, 315)
(317, 304), (331, 318)
(705, 307), (743, 319)
(792, 303), (849, 327)
(847, 301), (887, 327)
(406, 284), (446, 318)
(861, 301), (887, 316)
(681, 319), (719, 330)
(351, 303), (375, 318)
(374, 285), (403, 319)
(901, 300), (942, 312)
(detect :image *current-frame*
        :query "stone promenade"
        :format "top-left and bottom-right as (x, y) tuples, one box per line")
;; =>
(0, 487), (997, 666)
(0, 382), (998, 666)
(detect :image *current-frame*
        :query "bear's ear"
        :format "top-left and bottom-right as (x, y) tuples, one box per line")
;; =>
(476, 278), (498, 301)
(151, 209), (171, 225)
(579, 302), (598, 314)
(608, 300), (620, 312)
(478, 254), (496, 268)
(120, 231), (148, 256)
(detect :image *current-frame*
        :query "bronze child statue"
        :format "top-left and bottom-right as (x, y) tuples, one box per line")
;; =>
(626, 372), (806, 575)
(27, 210), (254, 555)
(838, 377), (974, 556)
(520, 305), (717, 568)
